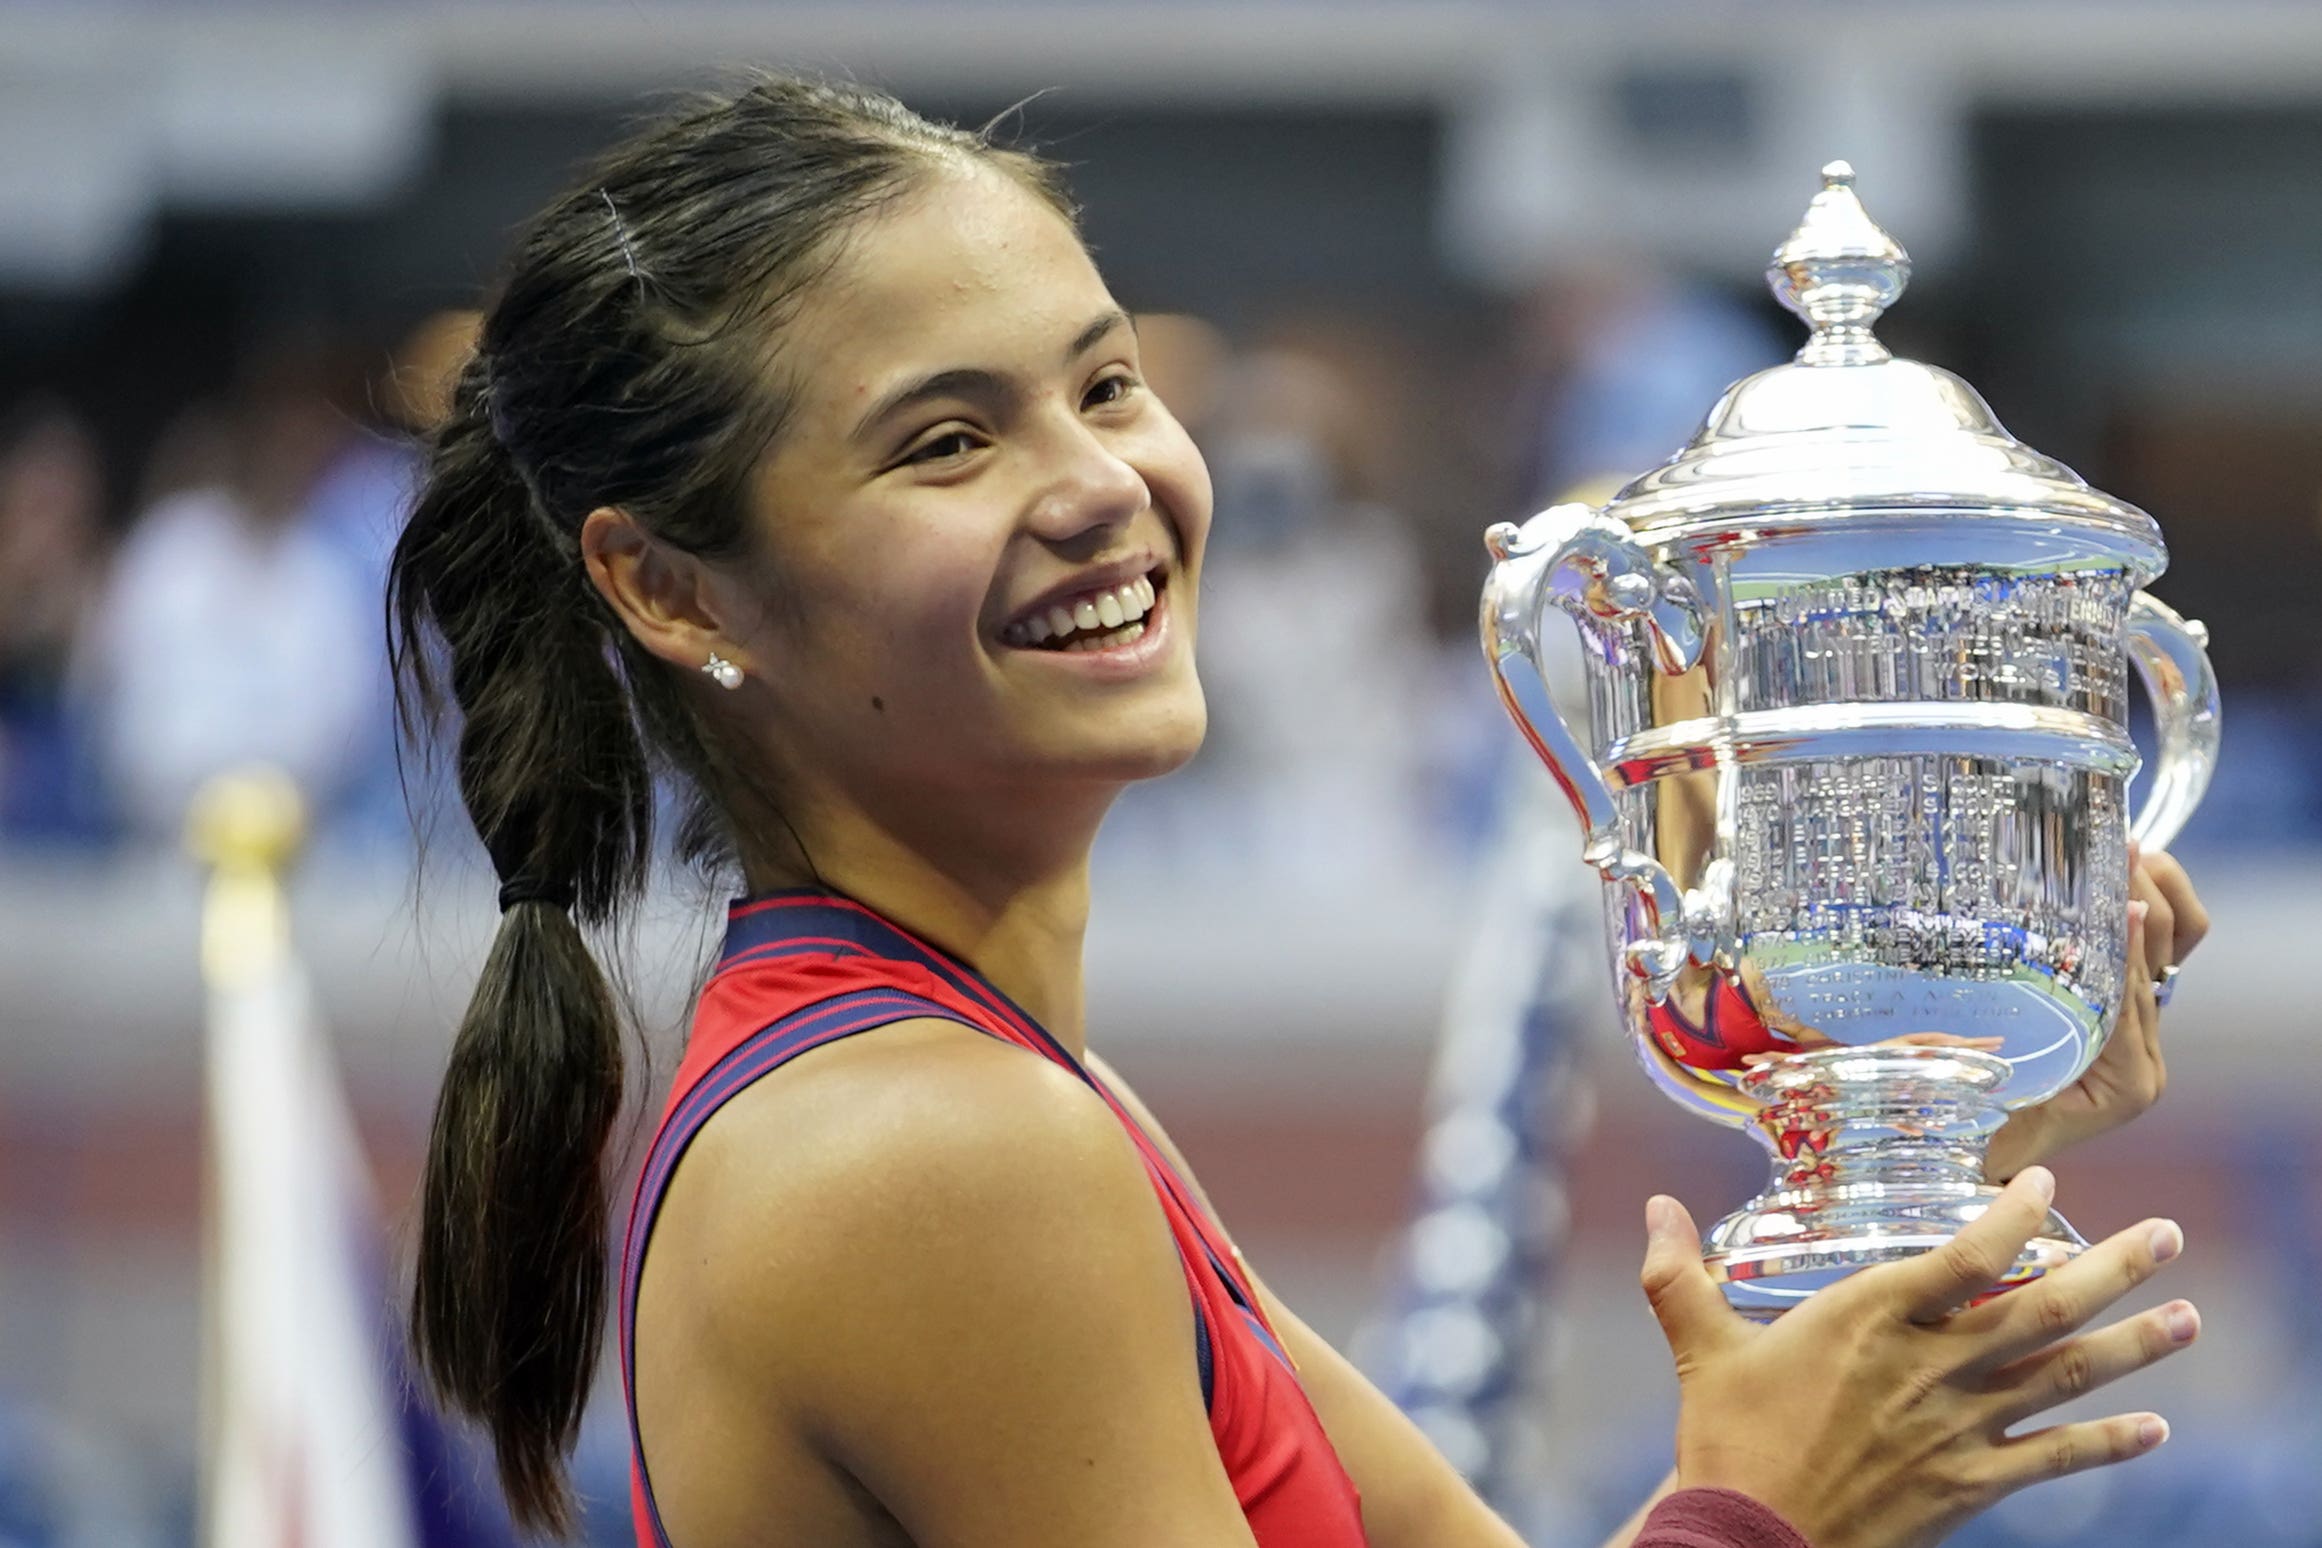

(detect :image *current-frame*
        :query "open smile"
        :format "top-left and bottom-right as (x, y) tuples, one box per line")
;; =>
(999, 567), (1168, 655)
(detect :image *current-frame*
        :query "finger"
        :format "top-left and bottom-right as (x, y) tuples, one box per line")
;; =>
(2130, 870), (2176, 976)
(2123, 900), (2166, 1093)
(1981, 1411), (2170, 1493)
(1981, 1300), (2200, 1428)
(1879, 1167), (2057, 1324)
(1958, 1217), (2185, 1368)
(1639, 1195), (1746, 1370)
(2139, 849), (2207, 961)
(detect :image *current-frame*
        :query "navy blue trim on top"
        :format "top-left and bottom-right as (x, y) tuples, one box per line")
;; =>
(718, 892), (1063, 1058)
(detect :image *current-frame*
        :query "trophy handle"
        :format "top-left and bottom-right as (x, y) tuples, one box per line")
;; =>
(1482, 503), (1721, 997)
(2123, 591), (2221, 852)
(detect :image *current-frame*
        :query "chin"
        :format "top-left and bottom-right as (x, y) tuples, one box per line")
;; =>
(1027, 688), (1207, 786)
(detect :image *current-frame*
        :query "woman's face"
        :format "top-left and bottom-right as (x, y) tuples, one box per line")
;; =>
(720, 165), (1212, 825)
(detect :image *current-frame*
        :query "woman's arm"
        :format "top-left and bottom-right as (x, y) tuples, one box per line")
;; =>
(1090, 1053), (1528, 1547)
(1252, 1284), (1531, 1547)
(1090, 1058), (2192, 1548)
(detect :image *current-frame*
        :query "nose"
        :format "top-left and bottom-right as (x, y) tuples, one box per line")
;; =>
(1023, 419), (1150, 548)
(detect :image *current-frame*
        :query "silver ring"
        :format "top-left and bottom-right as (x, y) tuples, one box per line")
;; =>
(2153, 963), (2180, 1009)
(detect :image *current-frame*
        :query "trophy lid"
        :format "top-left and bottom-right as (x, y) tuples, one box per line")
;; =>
(1600, 162), (2164, 565)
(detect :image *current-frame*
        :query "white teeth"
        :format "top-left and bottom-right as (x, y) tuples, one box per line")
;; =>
(1060, 620), (1146, 653)
(1006, 575), (1161, 649)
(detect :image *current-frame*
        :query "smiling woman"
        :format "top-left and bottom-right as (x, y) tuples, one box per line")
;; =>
(389, 73), (2200, 1548)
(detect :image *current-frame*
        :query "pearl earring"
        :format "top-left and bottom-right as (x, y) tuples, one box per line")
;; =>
(703, 652), (744, 691)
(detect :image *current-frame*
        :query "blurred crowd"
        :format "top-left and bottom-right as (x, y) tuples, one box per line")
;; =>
(3, 261), (2316, 869)
(0, 312), (475, 855)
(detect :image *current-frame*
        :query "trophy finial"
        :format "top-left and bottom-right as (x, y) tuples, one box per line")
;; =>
(1768, 159), (1911, 366)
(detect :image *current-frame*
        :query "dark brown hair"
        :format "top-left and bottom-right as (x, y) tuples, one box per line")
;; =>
(387, 75), (1073, 1535)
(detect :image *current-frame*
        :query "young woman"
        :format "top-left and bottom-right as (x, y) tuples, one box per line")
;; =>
(391, 76), (2209, 1548)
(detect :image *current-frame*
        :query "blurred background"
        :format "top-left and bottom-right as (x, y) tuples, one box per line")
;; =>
(2, 2), (2319, 1544)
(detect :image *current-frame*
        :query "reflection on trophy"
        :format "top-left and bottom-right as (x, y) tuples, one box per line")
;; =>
(1479, 162), (2222, 1318)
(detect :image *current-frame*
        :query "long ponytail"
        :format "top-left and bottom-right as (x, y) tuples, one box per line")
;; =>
(391, 356), (651, 1535)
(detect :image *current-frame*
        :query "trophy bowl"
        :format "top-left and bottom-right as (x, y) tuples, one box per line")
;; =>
(1480, 163), (2221, 1318)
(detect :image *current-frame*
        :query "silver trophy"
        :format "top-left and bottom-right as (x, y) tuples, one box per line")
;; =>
(1479, 162), (2221, 1317)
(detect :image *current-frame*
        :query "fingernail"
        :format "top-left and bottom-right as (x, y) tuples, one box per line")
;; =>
(2020, 1165), (2055, 1205)
(1646, 1196), (1677, 1238)
(2164, 1302), (2200, 1343)
(2149, 1220), (2183, 1263)
(2138, 1415), (2170, 1449)
(2129, 899), (2150, 930)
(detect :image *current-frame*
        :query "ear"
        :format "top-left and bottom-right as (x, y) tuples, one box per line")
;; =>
(579, 506), (755, 679)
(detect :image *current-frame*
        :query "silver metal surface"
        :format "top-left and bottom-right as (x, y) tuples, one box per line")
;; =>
(1479, 161), (2223, 1317)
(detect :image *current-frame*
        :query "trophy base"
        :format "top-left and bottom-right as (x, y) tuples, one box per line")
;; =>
(1703, 1045), (2088, 1321)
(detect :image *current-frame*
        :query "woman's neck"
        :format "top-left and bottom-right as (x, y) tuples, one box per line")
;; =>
(741, 786), (1109, 1059)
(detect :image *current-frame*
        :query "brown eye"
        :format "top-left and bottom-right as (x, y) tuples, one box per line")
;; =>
(905, 429), (978, 465)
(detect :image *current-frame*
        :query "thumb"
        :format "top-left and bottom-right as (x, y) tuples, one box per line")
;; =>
(1639, 1194), (1741, 1370)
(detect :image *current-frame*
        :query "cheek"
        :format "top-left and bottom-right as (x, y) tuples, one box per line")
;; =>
(823, 532), (998, 679)
(1142, 416), (1215, 560)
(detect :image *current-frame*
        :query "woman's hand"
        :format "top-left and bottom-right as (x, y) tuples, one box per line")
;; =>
(1986, 849), (2210, 1180)
(1640, 1167), (2197, 1548)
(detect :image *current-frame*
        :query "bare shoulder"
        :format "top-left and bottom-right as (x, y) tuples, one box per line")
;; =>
(644, 1021), (1260, 1546)
(655, 1018), (1142, 1350)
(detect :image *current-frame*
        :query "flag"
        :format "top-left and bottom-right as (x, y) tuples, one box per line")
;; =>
(201, 873), (422, 1548)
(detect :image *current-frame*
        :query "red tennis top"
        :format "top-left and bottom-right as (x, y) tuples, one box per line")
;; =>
(618, 889), (1370, 1547)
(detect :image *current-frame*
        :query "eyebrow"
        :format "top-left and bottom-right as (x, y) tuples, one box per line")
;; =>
(850, 306), (1136, 443)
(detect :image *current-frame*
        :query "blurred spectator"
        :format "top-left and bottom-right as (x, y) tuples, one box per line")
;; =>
(132, 401), (239, 517)
(77, 354), (381, 842)
(1515, 256), (1784, 504)
(0, 402), (113, 843)
(1188, 344), (1434, 879)
(309, 309), (473, 588)
(296, 311), (478, 846)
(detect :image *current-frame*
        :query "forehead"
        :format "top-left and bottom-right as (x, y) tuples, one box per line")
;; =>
(785, 166), (1111, 415)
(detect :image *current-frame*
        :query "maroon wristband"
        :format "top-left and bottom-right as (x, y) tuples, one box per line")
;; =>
(1634, 1486), (1812, 1548)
